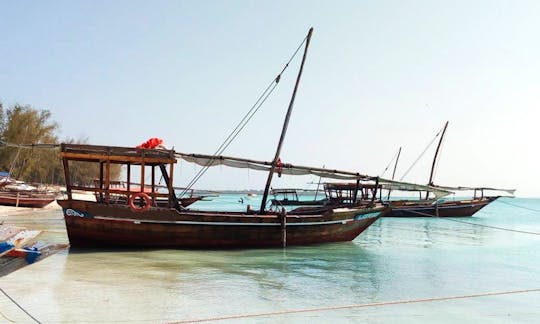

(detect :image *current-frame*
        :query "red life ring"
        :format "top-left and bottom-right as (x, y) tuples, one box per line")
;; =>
(129, 192), (152, 212)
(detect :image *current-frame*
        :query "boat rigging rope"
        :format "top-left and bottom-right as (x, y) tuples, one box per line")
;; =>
(0, 288), (41, 324)
(0, 141), (60, 149)
(178, 34), (309, 198)
(380, 148), (401, 177)
(169, 288), (540, 323)
(399, 127), (443, 181)
(494, 199), (540, 213)
(401, 209), (540, 235)
(439, 217), (540, 236)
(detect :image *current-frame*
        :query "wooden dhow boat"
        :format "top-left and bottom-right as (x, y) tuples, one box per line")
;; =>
(382, 122), (515, 217)
(57, 145), (388, 248)
(57, 28), (388, 249)
(0, 181), (58, 208)
(381, 184), (510, 217)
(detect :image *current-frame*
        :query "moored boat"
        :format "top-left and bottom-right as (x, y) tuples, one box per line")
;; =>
(57, 28), (388, 249)
(382, 122), (514, 217)
(386, 194), (501, 217)
(57, 144), (388, 248)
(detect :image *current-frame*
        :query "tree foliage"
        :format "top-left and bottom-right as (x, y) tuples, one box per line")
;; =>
(0, 102), (120, 185)
(0, 103), (62, 183)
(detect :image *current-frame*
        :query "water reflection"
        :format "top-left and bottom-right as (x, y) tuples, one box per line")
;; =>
(59, 242), (384, 321)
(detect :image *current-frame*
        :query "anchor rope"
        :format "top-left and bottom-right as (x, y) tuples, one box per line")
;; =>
(494, 199), (540, 213)
(178, 33), (309, 198)
(0, 288), (41, 324)
(168, 288), (540, 323)
(439, 217), (540, 235)
(396, 209), (540, 235)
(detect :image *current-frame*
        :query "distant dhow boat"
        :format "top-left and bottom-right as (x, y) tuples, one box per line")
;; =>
(382, 122), (515, 217)
(0, 178), (58, 208)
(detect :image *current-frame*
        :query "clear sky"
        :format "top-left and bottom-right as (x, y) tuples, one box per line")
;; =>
(1, 1), (539, 196)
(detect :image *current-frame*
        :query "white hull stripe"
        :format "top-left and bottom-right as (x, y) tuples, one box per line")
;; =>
(65, 215), (379, 226)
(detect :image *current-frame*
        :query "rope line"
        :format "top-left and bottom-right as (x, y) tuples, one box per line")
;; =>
(0, 310), (15, 323)
(495, 199), (540, 213)
(178, 33), (309, 198)
(379, 148), (400, 178)
(0, 288), (41, 324)
(399, 128), (442, 181)
(396, 208), (540, 236)
(439, 217), (540, 236)
(169, 288), (540, 323)
(0, 141), (60, 149)
(178, 79), (281, 198)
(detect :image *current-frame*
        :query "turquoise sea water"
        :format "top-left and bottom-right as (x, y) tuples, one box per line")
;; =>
(0, 197), (539, 323)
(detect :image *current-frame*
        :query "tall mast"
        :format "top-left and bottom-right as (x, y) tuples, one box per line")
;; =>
(259, 27), (314, 214)
(386, 147), (401, 200)
(391, 147), (402, 181)
(426, 121), (449, 198)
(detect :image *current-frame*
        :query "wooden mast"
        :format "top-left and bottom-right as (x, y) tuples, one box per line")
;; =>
(426, 121), (449, 199)
(259, 27), (314, 214)
(386, 147), (401, 200)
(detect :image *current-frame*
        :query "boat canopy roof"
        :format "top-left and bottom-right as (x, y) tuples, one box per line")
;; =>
(324, 179), (453, 198)
(60, 143), (177, 165)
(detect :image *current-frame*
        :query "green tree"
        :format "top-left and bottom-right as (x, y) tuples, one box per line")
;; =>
(0, 104), (62, 183)
(0, 102), (121, 185)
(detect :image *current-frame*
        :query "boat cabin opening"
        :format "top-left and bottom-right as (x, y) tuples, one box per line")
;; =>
(60, 144), (180, 209)
(324, 181), (380, 205)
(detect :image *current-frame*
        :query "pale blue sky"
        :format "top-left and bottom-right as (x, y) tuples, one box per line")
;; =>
(1, 1), (539, 196)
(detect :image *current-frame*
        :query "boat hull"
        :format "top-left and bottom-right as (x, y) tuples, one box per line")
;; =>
(386, 197), (499, 217)
(57, 200), (387, 248)
(0, 192), (57, 208)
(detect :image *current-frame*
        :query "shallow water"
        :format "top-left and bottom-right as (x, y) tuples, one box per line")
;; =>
(0, 197), (538, 323)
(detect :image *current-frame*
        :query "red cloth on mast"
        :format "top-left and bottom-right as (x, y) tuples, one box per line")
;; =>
(136, 138), (164, 149)
(276, 158), (283, 177)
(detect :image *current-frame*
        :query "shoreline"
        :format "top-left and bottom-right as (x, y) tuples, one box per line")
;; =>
(0, 202), (62, 218)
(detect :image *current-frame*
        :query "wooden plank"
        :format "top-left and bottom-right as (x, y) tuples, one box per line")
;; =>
(60, 152), (176, 164)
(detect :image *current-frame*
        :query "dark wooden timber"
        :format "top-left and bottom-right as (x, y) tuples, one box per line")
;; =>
(159, 164), (180, 209)
(260, 27), (314, 214)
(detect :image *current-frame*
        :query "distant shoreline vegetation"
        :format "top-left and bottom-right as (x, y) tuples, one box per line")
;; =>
(0, 101), (118, 185)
